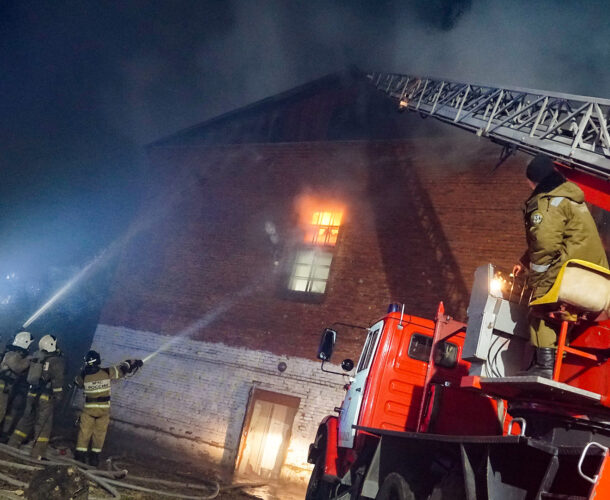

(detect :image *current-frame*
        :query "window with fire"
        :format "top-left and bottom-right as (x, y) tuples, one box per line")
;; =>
(288, 210), (343, 295)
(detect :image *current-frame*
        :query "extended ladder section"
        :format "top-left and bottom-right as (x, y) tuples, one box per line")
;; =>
(367, 72), (610, 179)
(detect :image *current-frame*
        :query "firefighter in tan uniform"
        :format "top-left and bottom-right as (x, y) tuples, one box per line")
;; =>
(74, 350), (142, 466)
(514, 155), (609, 377)
(8, 334), (64, 458)
(0, 332), (34, 439)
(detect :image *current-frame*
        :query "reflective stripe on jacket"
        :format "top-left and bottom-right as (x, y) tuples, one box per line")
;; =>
(75, 363), (128, 410)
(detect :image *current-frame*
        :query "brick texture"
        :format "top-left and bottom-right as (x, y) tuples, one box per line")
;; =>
(95, 132), (531, 482)
(101, 136), (530, 361)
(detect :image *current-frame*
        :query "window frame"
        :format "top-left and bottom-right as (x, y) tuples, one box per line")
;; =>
(284, 207), (344, 300)
(304, 211), (343, 247)
(287, 248), (334, 294)
(408, 333), (459, 369)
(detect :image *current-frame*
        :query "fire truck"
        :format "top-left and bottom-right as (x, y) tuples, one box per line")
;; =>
(305, 73), (610, 499)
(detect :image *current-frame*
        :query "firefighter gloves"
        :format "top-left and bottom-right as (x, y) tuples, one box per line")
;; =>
(127, 359), (143, 373)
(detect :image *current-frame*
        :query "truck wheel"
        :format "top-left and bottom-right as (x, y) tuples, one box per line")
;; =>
(305, 453), (334, 500)
(375, 472), (415, 500)
(429, 471), (465, 500)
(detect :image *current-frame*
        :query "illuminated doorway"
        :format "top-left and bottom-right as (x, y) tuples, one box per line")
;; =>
(236, 389), (300, 479)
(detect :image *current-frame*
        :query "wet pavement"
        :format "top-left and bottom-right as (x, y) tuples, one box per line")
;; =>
(242, 482), (306, 500)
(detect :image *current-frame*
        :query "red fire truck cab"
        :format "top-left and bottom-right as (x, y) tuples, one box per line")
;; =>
(306, 263), (610, 500)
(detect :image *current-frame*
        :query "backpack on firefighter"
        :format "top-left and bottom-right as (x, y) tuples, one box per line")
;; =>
(0, 332), (34, 391)
(8, 334), (65, 459)
(0, 332), (34, 439)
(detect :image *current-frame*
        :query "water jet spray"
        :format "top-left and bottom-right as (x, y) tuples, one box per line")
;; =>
(22, 254), (104, 329)
(142, 282), (257, 364)
(19, 206), (163, 330)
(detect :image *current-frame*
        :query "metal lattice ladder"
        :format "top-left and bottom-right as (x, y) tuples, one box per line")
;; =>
(367, 72), (610, 179)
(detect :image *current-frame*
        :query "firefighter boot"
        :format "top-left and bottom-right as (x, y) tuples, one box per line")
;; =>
(525, 348), (555, 379)
(74, 450), (88, 464)
(89, 451), (100, 468)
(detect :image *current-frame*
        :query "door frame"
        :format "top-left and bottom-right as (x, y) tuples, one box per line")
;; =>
(234, 387), (301, 476)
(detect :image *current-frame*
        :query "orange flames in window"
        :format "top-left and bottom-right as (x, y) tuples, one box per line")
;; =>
(306, 211), (343, 246)
(294, 194), (344, 247)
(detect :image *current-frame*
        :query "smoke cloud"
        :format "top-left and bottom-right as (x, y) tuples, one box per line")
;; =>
(1, 0), (609, 277)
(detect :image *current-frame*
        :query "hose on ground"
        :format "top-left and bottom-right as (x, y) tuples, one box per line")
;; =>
(106, 457), (221, 498)
(0, 470), (27, 488)
(125, 474), (218, 491)
(0, 489), (27, 500)
(0, 443), (63, 466)
(0, 443), (222, 499)
(80, 468), (121, 499)
(0, 459), (43, 471)
(100, 476), (220, 499)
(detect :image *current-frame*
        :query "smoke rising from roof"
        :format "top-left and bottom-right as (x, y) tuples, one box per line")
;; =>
(1, 0), (609, 276)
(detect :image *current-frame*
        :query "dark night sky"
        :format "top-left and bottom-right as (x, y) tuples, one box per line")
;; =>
(2, 0), (610, 280)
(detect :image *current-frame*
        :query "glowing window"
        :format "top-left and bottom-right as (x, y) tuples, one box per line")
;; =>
(304, 211), (343, 246)
(288, 249), (333, 294)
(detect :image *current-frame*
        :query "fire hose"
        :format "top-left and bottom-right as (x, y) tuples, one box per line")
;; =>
(0, 443), (223, 499)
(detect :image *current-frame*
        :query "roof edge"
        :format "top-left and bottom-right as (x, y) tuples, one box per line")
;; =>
(147, 66), (365, 148)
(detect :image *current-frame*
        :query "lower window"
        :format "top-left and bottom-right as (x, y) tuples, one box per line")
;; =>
(288, 249), (333, 294)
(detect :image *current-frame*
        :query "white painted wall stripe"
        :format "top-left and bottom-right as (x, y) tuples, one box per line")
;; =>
(92, 324), (350, 483)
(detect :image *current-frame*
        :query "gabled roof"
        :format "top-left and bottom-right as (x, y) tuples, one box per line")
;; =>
(149, 67), (431, 148)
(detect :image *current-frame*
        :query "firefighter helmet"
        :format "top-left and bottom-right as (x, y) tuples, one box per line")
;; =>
(85, 350), (101, 367)
(13, 331), (34, 349)
(38, 334), (57, 353)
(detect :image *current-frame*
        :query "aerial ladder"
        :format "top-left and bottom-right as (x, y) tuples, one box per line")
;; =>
(304, 74), (610, 500)
(367, 72), (610, 206)
(366, 71), (610, 397)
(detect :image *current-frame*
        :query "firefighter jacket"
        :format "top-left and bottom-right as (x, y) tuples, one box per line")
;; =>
(26, 350), (64, 399)
(522, 179), (609, 299)
(74, 362), (130, 413)
(0, 347), (31, 392)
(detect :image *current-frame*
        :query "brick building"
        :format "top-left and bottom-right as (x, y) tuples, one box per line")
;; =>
(91, 69), (530, 482)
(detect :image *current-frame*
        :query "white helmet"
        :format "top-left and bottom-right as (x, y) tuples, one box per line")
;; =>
(39, 334), (57, 353)
(13, 331), (34, 350)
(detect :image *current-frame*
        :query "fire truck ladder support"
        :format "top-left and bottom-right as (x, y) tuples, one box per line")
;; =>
(367, 72), (610, 179)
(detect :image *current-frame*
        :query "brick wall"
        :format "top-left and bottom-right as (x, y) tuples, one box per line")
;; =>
(96, 134), (532, 480)
(102, 137), (529, 348)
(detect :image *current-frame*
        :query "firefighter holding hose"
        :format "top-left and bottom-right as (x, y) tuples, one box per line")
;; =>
(73, 350), (143, 466)
(0, 331), (34, 439)
(8, 334), (64, 459)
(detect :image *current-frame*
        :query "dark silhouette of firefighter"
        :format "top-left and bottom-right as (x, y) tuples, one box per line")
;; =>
(514, 155), (608, 377)
(0, 331), (34, 440)
(74, 350), (143, 466)
(8, 334), (64, 458)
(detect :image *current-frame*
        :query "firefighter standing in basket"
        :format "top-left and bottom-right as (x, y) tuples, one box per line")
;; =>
(73, 350), (143, 466)
(8, 334), (64, 459)
(513, 155), (609, 378)
(0, 332), (34, 440)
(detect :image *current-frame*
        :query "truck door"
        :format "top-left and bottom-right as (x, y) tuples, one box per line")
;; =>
(338, 320), (383, 448)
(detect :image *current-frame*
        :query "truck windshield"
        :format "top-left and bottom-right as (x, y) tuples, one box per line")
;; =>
(357, 325), (382, 373)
